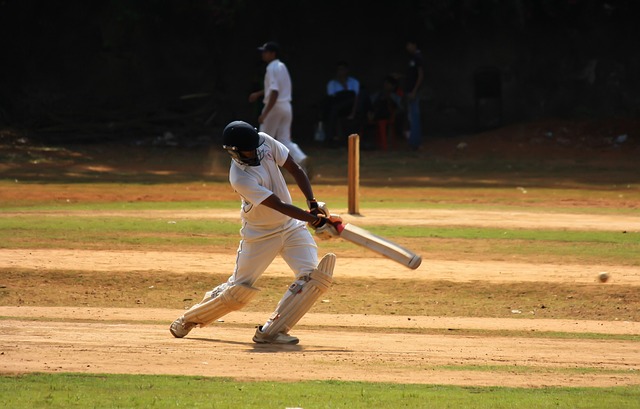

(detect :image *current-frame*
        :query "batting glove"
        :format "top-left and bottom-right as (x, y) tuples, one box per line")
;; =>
(310, 214), (343, 239)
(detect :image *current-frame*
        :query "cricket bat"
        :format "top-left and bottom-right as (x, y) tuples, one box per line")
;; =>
(336, 223), (422, 270)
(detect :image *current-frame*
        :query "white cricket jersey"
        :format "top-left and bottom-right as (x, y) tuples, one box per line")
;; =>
(263, 59), (292, 103)
(229, 132), (298, 239)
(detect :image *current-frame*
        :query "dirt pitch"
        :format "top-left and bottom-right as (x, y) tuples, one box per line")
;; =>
(1, 120), (639, 388)
(2, 211), (639, 388)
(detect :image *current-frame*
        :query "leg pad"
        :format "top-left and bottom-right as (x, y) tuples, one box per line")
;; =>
(183, 283), (259, 327)
(261, 253), (336, 338)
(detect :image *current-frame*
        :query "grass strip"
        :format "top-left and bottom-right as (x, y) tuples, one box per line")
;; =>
(434, 365), (639, 375)
(1, 216), (636, 243)
(0, 373), (639, 409)
(0, 216), (638, 267)
(373, 225), (638, 243)
(0, 200), (241, 212)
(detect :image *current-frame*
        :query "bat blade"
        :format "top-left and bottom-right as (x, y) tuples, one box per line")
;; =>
(339, 223), (422, 269)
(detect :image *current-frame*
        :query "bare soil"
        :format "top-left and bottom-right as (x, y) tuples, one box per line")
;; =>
(2, 310), (639, 388)
(1, 121), (639, 387)
(1, 208), (638, 387)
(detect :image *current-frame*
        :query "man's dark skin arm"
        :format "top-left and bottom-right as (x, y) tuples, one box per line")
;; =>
(260, 155), (319, 225)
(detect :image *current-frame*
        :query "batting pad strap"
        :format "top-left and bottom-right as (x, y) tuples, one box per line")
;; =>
(262, 253), (336, 337)
(183, 283), (259, 327)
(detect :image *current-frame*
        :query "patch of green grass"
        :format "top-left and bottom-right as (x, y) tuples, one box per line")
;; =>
(0, 216), (241, 249)
(0, 216), (240, 233)
(434, 364), (637, 376)
(396, 237), (639, 266)
(0, 373), (639, 409)
(370, 225), (638, 243)
(2, 216), (635, 245)
(1, 216), (638, 266)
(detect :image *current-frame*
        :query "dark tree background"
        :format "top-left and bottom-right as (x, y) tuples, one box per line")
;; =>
(0, 0), (637, 143)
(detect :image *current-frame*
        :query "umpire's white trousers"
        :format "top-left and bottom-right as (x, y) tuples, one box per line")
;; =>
(260, 101), (307, 163)
(228, 220), (317, 287)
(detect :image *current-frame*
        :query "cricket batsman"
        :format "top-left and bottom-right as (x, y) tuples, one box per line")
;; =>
(170, 120), (342, 344)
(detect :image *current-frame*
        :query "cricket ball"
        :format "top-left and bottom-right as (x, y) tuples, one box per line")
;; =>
(598, 272), (610, 283)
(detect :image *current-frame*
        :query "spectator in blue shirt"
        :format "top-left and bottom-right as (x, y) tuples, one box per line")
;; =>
(322, 61), (361, 147)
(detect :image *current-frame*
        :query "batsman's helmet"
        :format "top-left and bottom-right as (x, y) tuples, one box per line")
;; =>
(222, 120), (265, 166)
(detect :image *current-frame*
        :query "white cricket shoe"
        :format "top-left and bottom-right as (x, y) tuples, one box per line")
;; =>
(252, 326), (299, 345)
(170, 316), (197, 338)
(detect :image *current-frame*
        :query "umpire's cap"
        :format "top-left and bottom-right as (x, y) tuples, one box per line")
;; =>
(257, 41), (280, 55)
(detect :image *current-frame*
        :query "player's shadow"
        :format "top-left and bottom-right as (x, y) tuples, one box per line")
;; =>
(249, 344), (303, 353)
(189, 337), (303, 352)
(188, 337), (350, 353)
(247, 344), (351, 354)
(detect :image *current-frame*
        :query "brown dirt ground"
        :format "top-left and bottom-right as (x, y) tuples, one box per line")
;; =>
(1, 119), (639, 387)
(1, 209), (639, 387)
(1, 310), (639, 388)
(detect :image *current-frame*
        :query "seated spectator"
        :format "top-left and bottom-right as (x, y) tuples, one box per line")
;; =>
(368, 75), (402, 122)
(322, 61), (362, 147)
(366, 75), (404, 150)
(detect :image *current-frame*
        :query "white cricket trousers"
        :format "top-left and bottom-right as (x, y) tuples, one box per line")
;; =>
(227, 221), (317, 288)
(260, 101), (307, 163)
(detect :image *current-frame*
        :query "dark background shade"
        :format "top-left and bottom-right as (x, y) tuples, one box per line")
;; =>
(0, 0), (637, 144)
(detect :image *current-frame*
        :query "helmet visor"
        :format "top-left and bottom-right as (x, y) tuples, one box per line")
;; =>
(223, 145), (264, 166)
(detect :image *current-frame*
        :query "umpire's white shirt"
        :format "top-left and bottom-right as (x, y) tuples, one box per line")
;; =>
(229, 132), (301, 240)
(263, 59), (292, 103)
